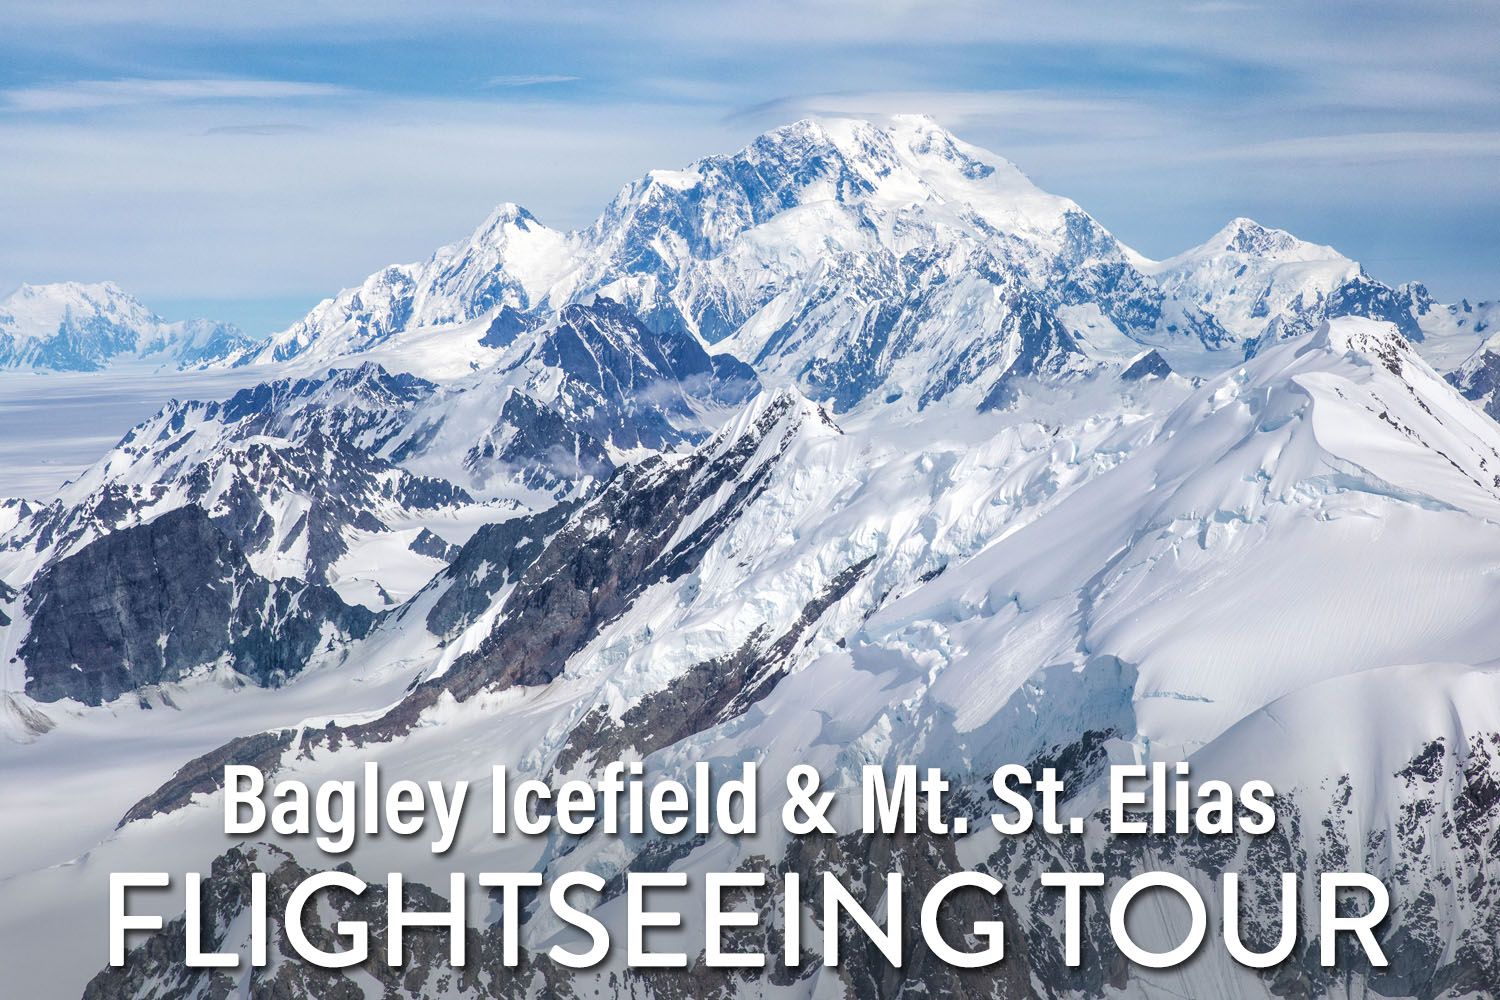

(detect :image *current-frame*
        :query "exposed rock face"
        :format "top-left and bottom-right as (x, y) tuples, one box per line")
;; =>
(408, 527), (459, 562)
(464, 389), (616, 492)
(461, 298), (760, 492)
(1449, 349), (1500, 420)
(555, 554), (876, 773)
(20, 506), (376, 705)
(439, 390), (820, 702)
(1049, 209), (1231, 351)
(1324, 272), (1427, 343)
(210, 362), (441, 446)
(4, 363), (473, 587)
(184, 431), (470, 585)
(1120, 349), (1172, 381)
(530, 298), (756, 436)
(0, 575), (15, 627)
(422, 499), (579, 640)
(118, 729), (297, 827)
(478, 303), (537, 348)
(116, 391), (832, 813)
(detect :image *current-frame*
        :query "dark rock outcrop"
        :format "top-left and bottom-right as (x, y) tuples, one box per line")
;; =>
(1121, 350), (1172, 381)
(20, 506), (376, 705)
(408, 527), (460, 562)
(472, 298), (759, 485)
(1449, 349), (1500, 421)
(423, 499), (579, 640)
(557, 554), (875, 773)
(119, 392), (821, 817)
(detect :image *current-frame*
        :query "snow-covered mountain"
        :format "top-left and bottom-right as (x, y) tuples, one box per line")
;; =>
(4, 118), (1500, 1000)
(227, 116), (1488, 399)
(1144, 217), (1429, 350)
(230, 117), (1227, 401)
(0, 281), (263, 371)
(50, 314), (1500, 1000)
(0, 295), (757, 628)
(0, 364), (475, 619)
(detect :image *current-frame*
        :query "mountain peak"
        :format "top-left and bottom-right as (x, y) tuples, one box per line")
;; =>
(1217, 217), (1300, 255)
(749, 114), (1018, 183)
(2, 280), (155, 335)
(241, 116), (1446, 401)
(1196, 216), (1343, 262)
(472, 201), (542, 239)
(249, 114), (1098, 390)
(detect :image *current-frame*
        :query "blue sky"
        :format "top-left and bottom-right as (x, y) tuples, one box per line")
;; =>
(2, 0), (1498, 335)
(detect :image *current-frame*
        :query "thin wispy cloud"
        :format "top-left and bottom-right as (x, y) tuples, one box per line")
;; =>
(1304, 68), (1497, 112)
(2, 78), (353, 113)
(484, 74), (580, 88)
(734, 90), (1155, 139)
(1181, 1), (1256, 13)
(202, 123), (317, 136)
(1209, 131), (1500, 163)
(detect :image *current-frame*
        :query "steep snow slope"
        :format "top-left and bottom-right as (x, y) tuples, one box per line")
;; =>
(864, 317), (1500, 758)
(0, 282), (261, 371)
(250, 204), (569, 365)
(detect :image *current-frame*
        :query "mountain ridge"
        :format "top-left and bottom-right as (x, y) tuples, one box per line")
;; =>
(219, 117), (1491, 403)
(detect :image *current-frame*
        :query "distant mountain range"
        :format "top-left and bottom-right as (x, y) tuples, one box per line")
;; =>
(0, 280), (263, 371)
(5, 117), (1500, 1000)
